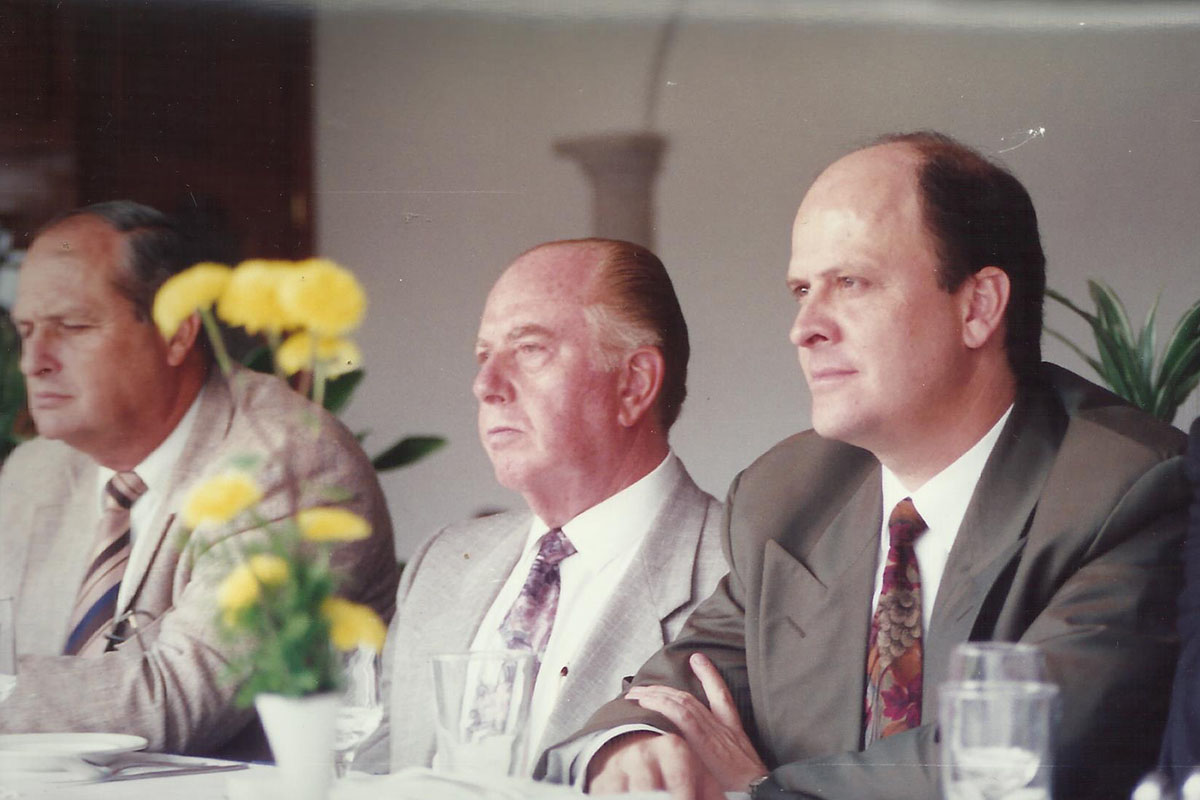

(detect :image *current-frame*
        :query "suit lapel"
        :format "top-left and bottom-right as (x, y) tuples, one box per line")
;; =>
(117, 368), (235, 621)
(20, 454), (97, 654)
(758, 469), (882, 756)
(924, 390), (1065, 714)
(537, 469), (710, 753)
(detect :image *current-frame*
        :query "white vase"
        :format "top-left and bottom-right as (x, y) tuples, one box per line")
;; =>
(255, 691), (339, 800)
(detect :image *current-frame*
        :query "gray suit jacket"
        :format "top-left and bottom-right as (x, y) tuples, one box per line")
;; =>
(548, 366), (1188, 800)
(0, 368), (399, 756)
(381, 458), (726, 772)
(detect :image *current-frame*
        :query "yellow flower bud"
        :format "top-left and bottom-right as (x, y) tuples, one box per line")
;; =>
(321, 597), (386, 653)
(181, 470), (263, 529)
(152, 262), (232, 339)
(296, 508), (372, 543)
(216, 553), (290, 616)
(217, 259), (294, 335)
(278, 258), (366, 337)
(276, 332), (362, 378)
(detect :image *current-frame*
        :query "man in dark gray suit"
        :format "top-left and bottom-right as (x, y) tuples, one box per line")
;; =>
(372, 238), (727, 774)
(549, 133), (1188, 800)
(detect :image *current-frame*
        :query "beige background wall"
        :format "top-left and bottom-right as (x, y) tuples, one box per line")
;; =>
(314, 4), (1200, 558)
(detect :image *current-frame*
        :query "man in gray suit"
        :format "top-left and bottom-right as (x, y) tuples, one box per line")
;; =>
(555, 133), (1189, 800)
(0, 202), (398, 755)
(375, 238), (726, 774)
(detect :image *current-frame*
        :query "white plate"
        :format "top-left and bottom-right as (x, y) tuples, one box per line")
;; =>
(0, 732), (148, 772)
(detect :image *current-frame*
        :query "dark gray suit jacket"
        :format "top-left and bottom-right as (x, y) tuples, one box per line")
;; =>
(549, 366), (1188, 800)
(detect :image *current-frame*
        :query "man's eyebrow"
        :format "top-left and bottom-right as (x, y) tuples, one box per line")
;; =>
(504, 324), (554, 342)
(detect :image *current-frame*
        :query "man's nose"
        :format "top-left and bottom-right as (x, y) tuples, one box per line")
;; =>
(18, 328), (58, 377)
(789, 294), (835, 349)
(472, 356), (514, 404)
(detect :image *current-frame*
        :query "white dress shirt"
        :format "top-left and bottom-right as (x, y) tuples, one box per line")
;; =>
(871, 405), (1013, 634)
(470, 451), (683, 768)
(95, 394), (201, 612)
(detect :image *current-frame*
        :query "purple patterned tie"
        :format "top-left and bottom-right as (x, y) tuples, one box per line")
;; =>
(498, 528), (576, 673)
(64, 471), (148, 657)
(862, 497), (928, 743)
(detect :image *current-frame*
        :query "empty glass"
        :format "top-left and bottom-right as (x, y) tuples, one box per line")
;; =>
(940, 680), (1059, 800)
(431, 651), (534, 778)
(0, 598), (15, 702)
(948, 642), (1047, 683)
(333, 645), (383, 778)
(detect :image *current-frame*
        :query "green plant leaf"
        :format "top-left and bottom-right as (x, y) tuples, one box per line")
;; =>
(323, 370), (365, 415)
(239, 345), (275, 375)
(1136, 294), (1159, 382)
(1156, 299), (1200, 392)
(1045, 288), (1099, 325)
(1088, 280), (1136, 352)
(372, 436), (447, 472)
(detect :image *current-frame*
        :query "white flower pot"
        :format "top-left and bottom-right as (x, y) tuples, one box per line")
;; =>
(255, 692), (339, 800)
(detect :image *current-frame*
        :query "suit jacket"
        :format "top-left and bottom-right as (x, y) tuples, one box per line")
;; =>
(547, 365), (1188, 800)
(0, 367), (399, 756)
(1160, 415), (1200, 783)
(380, 459), (726, 772)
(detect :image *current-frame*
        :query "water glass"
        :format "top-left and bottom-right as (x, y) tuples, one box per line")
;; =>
(333, 646), (383, 778)
(0, 598), (15, 702)
(431, 651), (534, 778)
(948, 642), (1047, 683)
(940, 680), (1059, 800)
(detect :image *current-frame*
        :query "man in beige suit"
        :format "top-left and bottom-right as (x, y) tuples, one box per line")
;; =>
(0, 202), (398, 755)
(548, 133), (1189, 799)
(366, 239), (727, 774)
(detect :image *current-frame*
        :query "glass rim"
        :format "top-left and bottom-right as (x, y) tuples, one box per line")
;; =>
(939, 679), (1059, 699)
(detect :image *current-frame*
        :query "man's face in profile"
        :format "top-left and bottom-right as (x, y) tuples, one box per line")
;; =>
(786, 144), (976, 456)
(13, 216), (174, 461)
(472, 245), (625, 504)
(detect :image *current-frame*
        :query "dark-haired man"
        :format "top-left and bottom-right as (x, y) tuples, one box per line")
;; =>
(368, 239), (726, 774)
(547, 133), (1189, 800)
(0, 202), (398, 755)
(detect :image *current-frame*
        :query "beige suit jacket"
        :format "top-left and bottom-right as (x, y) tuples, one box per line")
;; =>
(377, 460), (726, 772)
(0, 368), (399, 755)
(547, 366), (1189, 800)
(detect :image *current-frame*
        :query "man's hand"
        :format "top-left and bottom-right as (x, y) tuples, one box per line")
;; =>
(624, 653), (768, 792)
(586, 730), (726, 800)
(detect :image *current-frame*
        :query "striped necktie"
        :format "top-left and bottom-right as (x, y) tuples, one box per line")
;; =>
(863, 497), (928, 743)
(498, 528), (576, 674)
(63, 471), (148, 657)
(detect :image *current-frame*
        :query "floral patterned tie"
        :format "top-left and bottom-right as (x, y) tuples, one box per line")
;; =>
(498, 528), (576, 674)
(862, 497), (928, 743)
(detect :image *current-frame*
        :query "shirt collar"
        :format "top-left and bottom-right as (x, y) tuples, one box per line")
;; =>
(528, 450), (681, 566)
(97, 392), (203, 499)
(880, 405), (1014, 533)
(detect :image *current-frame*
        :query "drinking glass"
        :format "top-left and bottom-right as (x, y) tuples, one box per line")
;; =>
(0, 598), (15, 702)
(948, 642), (1047, 683)
(940, 680), (1058, 800)
(431, 651), (534, 778)
(333, 645), (383, 778)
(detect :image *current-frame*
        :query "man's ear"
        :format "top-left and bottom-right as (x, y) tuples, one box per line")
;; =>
(617, 346), (665, 428)
(165, 311), (202, 366)
(961, 266), (1010, 350)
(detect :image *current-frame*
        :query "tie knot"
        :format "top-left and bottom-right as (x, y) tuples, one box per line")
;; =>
(887, 498), (927, 548)
(536, 528), (576, 567)
(105, 471), (148, 512)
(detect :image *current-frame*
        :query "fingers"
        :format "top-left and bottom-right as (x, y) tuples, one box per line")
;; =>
(586, 732), (722, 800)
(687, 652), (742, 730)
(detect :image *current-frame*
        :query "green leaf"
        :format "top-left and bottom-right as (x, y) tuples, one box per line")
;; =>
(1156, 299), (1200, 392)
(1136, 294), (1159, 381)
(372, 436), (447, 472)
(239, 345), (275, 375)
(323, 369), (365, 415)
(1088, 280), (1136, 352)
(1045, 288), (1099, 325)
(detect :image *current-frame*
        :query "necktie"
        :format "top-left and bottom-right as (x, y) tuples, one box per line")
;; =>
(63, 471), (148, 657)
(863, 497), (928, 743)
(498, 528), (576, 673)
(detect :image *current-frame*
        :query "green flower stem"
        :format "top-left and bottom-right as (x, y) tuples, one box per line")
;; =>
(312, 355), (328, 410)
(199, 307), (235, 377)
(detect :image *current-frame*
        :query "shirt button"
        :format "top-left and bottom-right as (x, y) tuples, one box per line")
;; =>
(559, 666), (569, 677)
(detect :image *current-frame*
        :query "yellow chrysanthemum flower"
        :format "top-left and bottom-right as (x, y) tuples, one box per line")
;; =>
(181, 470), (263, 529)
(276, 332), (363, 378)
(153, 262), (232, 339)
(296, 508), (372, 543)
(321, 597), (386, 653)
(217, 553), (290, 614)
(216, 259), (294, 334)
(278, 258), (366, 337)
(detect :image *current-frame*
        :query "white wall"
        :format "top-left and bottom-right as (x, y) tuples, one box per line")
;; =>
(315, 7), (1200, 558)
